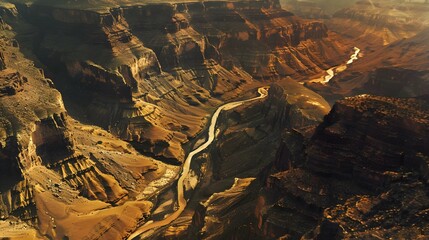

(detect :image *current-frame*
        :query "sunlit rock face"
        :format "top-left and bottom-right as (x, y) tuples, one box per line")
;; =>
(0, 9), (168, 239)
(0, 0), (346, 163)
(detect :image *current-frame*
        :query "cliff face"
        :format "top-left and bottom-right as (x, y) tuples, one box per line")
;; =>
(264, 83), (330, 129)
(180, 81), (330, 239)
(307, 95), (429, 182)
(262, 94), (429, 239)
(0, 0), (373, 239)
(1, 0), (347, 163)
(192, 178), (261, 240)
(304, 95), (429, 239)
(0, 8), (177, 239)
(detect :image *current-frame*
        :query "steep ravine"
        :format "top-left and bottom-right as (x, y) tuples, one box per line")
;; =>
(0, 0), (399, 239)
(145, 78), (332, 239)
(128, 87), (269, 239)
(2, 0), (348, 164)
(180, 94), (429, 240)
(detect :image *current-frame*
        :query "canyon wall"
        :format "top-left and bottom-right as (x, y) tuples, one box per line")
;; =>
(307, 28), (429, 103)
(184, 92), (429, 240)
(2, 0), (347, 163)
(264, 94), (429, 239)
(304, 1), (429, 104)
(182, 80), (331, 239)
(0, 6), (177, 239)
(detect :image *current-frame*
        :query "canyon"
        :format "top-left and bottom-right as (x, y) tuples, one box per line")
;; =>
(0, 0), (428, 239)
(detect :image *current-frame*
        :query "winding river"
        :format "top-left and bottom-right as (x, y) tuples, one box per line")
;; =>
(128, 87), (269, 240)
(128, 47), (361, 239)
(314, 47), (361, 84)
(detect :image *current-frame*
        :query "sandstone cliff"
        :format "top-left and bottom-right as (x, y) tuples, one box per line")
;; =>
(0, 0), (397, 239)
(1, 0), (347, 163)
(0, 10), (178, 239)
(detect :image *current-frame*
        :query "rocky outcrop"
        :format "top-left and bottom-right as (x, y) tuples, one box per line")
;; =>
(265, 168), (368, 239)
(273, 129), (305, 171)
(0, 51), (6, 70)
(261, 94), (429, 239)
(191, 178), (262, 240)
(209, 80), (329, 181)
(308, 178), (429, 239)
(263, 83), (330, 129)
(307, 95), (429, 185)
(0, 70), (26, 97)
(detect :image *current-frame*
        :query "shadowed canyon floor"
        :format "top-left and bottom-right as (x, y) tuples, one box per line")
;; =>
(0, 0), (429, 239)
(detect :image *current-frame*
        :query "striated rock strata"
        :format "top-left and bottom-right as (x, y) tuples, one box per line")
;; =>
(0, 13), (176, 239)
(264, 95), (429, 239)
(177, 80), (330, 239)
(2, 0), (348, 162)
(307, 29), (429, 104)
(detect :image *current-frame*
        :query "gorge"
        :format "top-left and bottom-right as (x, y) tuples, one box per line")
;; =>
(0, 0), (428, 239)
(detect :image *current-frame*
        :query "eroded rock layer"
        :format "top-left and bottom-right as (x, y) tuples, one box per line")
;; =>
(265, 95), (429, 239)
(2, 0), (347, 163)
(0, 8), (176, 239)
(307, 95), (429, 180)
(170, 81), (331, 240)
(183, 94), (429, 240)
(307, 29), (429, 103)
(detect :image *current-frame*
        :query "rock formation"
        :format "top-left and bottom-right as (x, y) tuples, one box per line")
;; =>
(304, 0), (429, 104)
(1, 0), (427, 239)
(177, 80), (330, 239)
(307, 95), (429, 180)
(0, 0), (348, 163)
(0, 6), (175, 239)
(182, 94), (429, 240)
(307, 28), (429, 103)
(264, 95), (429, 239)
